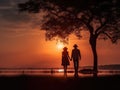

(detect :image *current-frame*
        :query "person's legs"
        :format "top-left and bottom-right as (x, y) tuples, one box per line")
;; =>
(76, 60), (79, 72)
(74, 60), (79, 77)
(64, 65), (67, 73)
(64, 65), (67, 77)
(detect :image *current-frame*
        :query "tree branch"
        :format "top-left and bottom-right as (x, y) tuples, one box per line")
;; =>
(95, 20), (108, 35)
(102, 32), (112, 40)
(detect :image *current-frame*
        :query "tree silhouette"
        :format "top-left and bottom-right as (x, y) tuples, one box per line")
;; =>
(18, 0), (120, 76)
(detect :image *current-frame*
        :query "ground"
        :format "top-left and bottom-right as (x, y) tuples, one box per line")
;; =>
(0, 75), (120, 90)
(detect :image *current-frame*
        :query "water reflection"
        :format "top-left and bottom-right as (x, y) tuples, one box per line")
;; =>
(0, 68), (120, 77)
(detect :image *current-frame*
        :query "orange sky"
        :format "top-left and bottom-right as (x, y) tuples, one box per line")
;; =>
(0, 29), (120, 68)
(0, 0), (120, 68)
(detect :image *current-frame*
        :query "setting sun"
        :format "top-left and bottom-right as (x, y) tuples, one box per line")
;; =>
(56, 42), (64, 50)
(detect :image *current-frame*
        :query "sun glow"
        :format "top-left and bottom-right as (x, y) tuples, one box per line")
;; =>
(56, 42), (64, 50)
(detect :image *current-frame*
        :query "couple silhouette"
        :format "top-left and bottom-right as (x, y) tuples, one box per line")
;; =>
(61, 44), (81, 77)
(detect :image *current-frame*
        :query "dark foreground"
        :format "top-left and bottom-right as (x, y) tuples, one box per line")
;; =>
(0, 75), (120, 90)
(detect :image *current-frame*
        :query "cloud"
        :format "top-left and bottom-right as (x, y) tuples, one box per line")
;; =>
(0, 0), (27, 5)
(0, 0), (30, 22)
(0, 6), (13, 10)
(0, 0), (34, 32)
(0, 0), (45, 34)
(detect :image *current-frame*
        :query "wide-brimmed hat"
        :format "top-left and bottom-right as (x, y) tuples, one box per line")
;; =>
(63, 47), (68, 50)
(73, 44), (78, 47)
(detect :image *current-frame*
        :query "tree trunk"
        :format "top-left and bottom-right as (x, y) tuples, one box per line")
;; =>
(89, 34), (98, 76)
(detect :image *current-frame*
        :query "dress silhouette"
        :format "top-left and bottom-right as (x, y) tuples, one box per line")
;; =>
(71, 44), (81, 77)
(61, 47), (70, 76)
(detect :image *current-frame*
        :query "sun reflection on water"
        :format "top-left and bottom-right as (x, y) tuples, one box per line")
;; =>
(58, 69), (64, 72)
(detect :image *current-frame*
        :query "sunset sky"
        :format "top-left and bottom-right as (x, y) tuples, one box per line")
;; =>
(0, 0), (120, 68)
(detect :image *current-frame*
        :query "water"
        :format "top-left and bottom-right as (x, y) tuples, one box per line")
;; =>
(0, 68), (120, 77)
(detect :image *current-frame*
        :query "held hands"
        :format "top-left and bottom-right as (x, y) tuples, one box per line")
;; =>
(69, 56), (72, 61)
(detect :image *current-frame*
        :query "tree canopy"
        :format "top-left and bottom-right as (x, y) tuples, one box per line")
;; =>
(18, 0), (120, 43)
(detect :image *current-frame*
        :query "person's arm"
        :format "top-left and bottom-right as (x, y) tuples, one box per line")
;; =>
(62, 52), (64, 60)
(70, 50), (73, 61)
(78, 49), (81, 60)
(67, 52), (71, 60)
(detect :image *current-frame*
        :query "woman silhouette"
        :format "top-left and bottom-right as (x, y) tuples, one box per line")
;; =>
(61, 47), (70, 76)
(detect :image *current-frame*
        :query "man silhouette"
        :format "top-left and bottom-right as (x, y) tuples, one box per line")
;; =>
(71, 44), (81, 77)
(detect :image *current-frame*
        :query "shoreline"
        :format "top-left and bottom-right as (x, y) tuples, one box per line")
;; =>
(0, 69), (120, 77)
